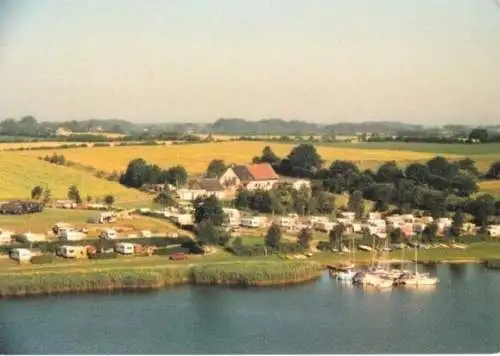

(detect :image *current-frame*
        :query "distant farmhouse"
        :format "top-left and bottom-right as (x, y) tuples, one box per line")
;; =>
(55, 127), (72, 136)
(219, 163), (280, 191)
(155, 162), (311, 202)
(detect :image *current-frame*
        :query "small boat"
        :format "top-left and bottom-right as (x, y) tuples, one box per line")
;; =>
(352, 271), (394, 289)
(358, 244), (372, 252)
(398, 272), (439, 286)
(450, 243), (467, 250)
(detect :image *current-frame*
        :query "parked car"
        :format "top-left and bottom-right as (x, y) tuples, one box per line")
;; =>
(169, 252), (187, 260)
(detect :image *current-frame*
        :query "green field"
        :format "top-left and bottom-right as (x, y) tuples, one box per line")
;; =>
(317, 141), (500, 155)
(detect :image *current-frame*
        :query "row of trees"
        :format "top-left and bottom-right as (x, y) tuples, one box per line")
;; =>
(234, 185), (335, 216)
(30, 184), (115, 206)
(119, 158), (188, 189)
(238, 145), (500, 226)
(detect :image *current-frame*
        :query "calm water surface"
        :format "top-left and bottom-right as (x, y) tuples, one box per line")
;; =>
(0, 264), (499, 354)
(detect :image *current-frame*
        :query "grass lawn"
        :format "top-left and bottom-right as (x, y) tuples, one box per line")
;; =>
(1, 242), (500, 279)
(0, 208), (183, 236)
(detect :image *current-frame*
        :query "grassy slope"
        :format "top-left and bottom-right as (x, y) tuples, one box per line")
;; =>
(17, 141), (442, 174)
(0, 153), (150, 201)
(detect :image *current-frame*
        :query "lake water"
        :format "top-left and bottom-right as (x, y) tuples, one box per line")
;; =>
(0, 264), (499, 354)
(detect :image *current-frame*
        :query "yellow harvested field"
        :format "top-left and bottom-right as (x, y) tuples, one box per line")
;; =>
(479, 180), (500, 196)
(0, 153), (150, 201)
(18, 141), (447, 174)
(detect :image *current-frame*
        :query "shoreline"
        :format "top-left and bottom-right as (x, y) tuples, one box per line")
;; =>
(1, 257), (498, 299)
(0, 261), (322, 299)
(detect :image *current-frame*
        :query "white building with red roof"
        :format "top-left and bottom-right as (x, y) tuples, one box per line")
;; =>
(219, 163), (279, 191)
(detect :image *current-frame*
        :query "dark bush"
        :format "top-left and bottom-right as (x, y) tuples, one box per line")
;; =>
(316, 241), (336, 251)
(278, 242), (306, 253)
(31, 255), (58, 264)
(155, 247), (190, 256)
(88, 252), (118, 260)
(226, 244), (268, 257)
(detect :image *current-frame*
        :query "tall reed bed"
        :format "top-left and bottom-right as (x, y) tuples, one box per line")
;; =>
(0, 266), (191, 297)
(0, 261), (322, 297)
(190, 261), (322, 286)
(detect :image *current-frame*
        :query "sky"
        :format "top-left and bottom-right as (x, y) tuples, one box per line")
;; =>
(0, 0), (499, 125)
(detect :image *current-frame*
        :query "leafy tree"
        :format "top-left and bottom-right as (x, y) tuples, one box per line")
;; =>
(467, 194), (496, 227)
(422, 190), (446, 219)
(104, 195), (115, 207)
(86, 195), (92, 203)
(286, 143), (323, 177)
(375, 161), (404, 183)
(194, 195), (225, 226)
(206, 159), (227, 178)
(426, 156), (458, 179)
(451, 173), (477, 197)
(165, 165), (188, 187)
(389, 228), (404, 244)
(449, 210), (465, 239)
(265, 223), (282, 249)
(485, 161), (500, 179)
(292, 186), (311, 216)
(120, 158), (151, 188)
(42, 188), (52, 204)
(329, 224), (345, 250)
(154, 192), (176, 208)
(254, 146), (281, 166)
(457, 158), (480, 177)
(316, 191), (335, 215)
(404, 163), (429, 185)
(67, 185), (82, 204)
(348, 190), (364, 220)
(273, 185), (294, 214)
(234, 189), (251, 210)
(367, 184), (393, 211)
(394, 179), (417, 209)
(195, 220), (230, 246)
(468, 128), (488, 143)
(323, 160), (361, 193)
(297, 228), (313, 249)
(422, 223), (438, 243)
(31, 185), (44, 200)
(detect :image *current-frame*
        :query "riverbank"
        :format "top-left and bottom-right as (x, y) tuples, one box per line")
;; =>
(0, 260), (323, 298)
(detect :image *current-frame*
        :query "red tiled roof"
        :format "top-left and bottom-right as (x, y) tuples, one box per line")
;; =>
(246, 163), (279, 181)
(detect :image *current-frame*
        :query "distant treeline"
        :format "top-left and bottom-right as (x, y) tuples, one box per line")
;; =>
(4, 116), (500, 140)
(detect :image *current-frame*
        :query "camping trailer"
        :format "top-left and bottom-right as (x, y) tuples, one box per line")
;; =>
(0, 229), (14, 245)
(115, 242), (135, 255)
(10, 248), (32, 262)
(56, 245), (87, 259)
(99, 229), (118, 240)
(240, 216), (266, 228)
(59, 229), (86, 241)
